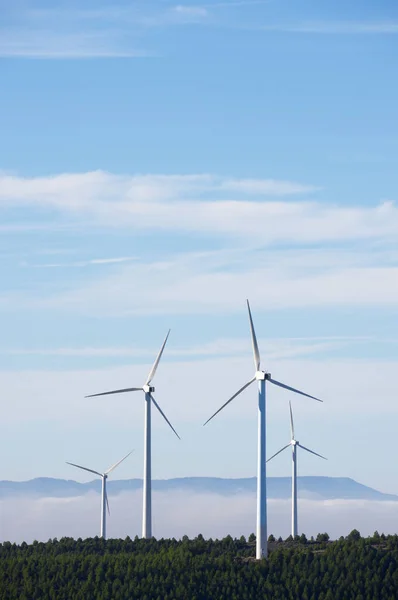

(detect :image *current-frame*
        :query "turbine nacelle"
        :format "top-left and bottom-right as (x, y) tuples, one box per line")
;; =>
(291, 440), (298, 446)
(255, 370), (271, 381)
(143, 385), (155, 394)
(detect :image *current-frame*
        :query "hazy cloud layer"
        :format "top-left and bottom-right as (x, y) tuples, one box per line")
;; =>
(1, 491), (397, 544)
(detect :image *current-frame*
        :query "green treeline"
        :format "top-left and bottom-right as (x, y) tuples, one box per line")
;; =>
(1, 531), (397, 599)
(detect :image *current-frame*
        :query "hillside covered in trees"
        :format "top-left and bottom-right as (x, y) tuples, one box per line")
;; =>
(1, 531), (397, 599)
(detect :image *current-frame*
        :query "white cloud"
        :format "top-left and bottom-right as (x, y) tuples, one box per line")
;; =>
(0, 171), (315, 205)
(1, 170), (397, 357)
(220, 177), (319, 195)
(2, 492), (397, 543)
(1, 171), (398, 247)
(173, 5), (209, 19)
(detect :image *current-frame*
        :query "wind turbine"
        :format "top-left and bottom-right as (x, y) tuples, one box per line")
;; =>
(203, 301), (322, 560)
(267, 401), (326, 538)
(66, 450), (133, 539)
(85, 330), (180, 539)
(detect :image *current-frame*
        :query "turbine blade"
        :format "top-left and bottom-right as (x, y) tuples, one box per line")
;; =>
(146, 330), (170, 385)
(203, 377), (256, 426)
(247, 300), (260, 371)
(85, 387), (141, 398)
(66, 462), (102, 477)
(299, 444), (327, 460)
(268, 378), (322, 402)
(105, 450), (134, 475)
(289, 401), (295, 440)
(150, 394), (181, 440)
(266, 443), (291, 463)
(105, 490), (110, 516)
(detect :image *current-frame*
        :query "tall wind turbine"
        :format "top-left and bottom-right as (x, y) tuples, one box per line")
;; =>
(203, 301), (322, 560)
(66, 450), (133, 539)
(267, 401), (326, 538)
(85, 330), (180, 539)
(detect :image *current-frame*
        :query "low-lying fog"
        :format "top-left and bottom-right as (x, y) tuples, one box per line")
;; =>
(2, 491), (398, 543)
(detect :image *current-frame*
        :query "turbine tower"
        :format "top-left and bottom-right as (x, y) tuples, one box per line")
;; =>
(85, 330), (180, 539)
(66, 450), (133, 539)
(267, 401), (326, 538)
(203, 301), (322, 560)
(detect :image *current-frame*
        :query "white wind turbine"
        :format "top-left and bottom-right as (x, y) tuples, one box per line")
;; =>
(204, 300), (322, 560)
(85, 330), (180, 539)
(66, 450), (133, 540)
(267, 401), (327, 538)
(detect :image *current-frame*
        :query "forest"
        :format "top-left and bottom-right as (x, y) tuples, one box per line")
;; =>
(1, 530), (397, 599)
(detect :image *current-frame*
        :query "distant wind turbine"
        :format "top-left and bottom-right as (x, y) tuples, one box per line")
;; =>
(85, 330), (180, 539)
(66, 450), (133, 539)
(203, 300), (322, 560)
(268, 401), (327, 538)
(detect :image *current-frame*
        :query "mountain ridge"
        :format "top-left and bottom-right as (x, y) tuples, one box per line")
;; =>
(1, 476), (397, 501)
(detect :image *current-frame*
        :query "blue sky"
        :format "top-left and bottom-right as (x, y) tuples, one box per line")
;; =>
(1, 0), (398, 494)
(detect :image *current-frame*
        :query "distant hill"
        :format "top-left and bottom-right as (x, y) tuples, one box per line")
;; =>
(1, 476), (397, 501)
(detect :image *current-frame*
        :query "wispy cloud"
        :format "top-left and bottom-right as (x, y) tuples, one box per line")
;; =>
(0, 0), (217, 59)
(22, 256), (137, 269)
(173, 5), (209, 19)
(4, 336), (354, 360)
(40, 254), (398, 316)
(0, 223), (64, 233)
(3, 2), (397, 59)
(1, 171), (398, 247)
(0, 3), (151, 59)
(260, 21), (398, 35)
(208, 0), (272, 7)
(0, 30), (148, 59)
(0, 171), (315, 204)
(2, 243), (398, 316)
